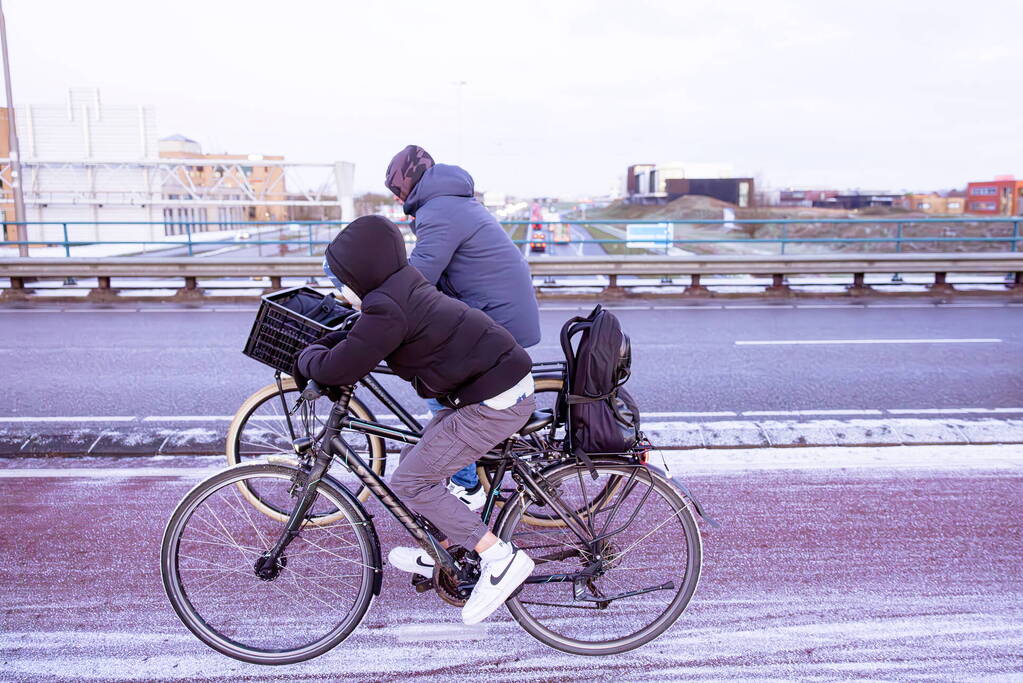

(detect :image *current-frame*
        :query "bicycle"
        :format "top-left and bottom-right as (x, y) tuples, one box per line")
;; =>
(162, 379), (706, 663)
(226, 363), (566, 522)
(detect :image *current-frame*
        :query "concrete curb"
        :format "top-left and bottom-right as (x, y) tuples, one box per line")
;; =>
(3, 417), (1023, 457)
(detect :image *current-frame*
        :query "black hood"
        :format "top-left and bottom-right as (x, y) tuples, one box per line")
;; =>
(324, 215), (408, 299)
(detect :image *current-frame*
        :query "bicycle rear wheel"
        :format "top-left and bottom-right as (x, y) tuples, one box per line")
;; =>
(496, 459), (702, 655)
(227, 379), (385, 509)
(161, 463), (378, 664)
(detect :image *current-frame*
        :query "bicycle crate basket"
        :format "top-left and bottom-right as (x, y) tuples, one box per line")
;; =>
(243, 286), (354, 374)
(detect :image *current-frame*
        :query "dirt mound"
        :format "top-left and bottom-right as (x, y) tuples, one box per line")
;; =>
(595, 195), (855, 221)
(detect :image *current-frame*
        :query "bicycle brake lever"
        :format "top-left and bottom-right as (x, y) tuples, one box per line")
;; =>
(301, 379), (325, 401)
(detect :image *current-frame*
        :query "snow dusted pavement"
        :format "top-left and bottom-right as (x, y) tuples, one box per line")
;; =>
(1, 446), (1022, 681)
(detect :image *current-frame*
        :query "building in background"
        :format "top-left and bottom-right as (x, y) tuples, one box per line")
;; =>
(965, 177), (1023, 215)
(158, 133), (287, 235)
(626, 162), (754, 207)
(2, 88), (159, 244)
(811, 192), (905, 210)
(776, 189), (839, 207)
(0, 88), (355, 248)
(905, 193), (965, 215)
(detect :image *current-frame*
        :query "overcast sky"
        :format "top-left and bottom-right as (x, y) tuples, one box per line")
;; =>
(5, 0), (1022, 197)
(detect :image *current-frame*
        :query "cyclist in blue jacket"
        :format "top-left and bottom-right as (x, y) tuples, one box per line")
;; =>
(384, 145), (541, 509)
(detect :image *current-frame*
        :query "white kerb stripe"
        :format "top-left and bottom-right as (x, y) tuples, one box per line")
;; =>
(0, 416), (137, 423)
(735, 338), (1002, 346)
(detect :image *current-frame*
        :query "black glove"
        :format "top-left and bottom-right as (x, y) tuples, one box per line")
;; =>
(290, 353), (310, 392)
(313, 330), (349, 349)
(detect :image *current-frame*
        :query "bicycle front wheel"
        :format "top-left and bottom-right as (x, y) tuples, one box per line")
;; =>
(496, 459), (702, 656)
(161, 463), (378, 664)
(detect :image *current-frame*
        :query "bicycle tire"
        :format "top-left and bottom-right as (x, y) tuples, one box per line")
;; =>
(495, 458), (702, 656)
(161, 463), (378, 665)
(227, 379), (386, 510)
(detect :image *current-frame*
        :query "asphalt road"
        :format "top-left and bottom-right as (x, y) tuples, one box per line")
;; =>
(1, 447), (1020, 680)
(526, 224), (607, 258)
(1, 303), (1020, 419)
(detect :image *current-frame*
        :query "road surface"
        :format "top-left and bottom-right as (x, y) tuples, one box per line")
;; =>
(1, 446), (1020, 680)
(1, 302), (1019, 418)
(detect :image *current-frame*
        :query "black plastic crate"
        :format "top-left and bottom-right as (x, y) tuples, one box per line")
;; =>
(243, 286), (350, 374)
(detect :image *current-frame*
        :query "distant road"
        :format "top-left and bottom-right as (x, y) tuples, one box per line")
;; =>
(1, 302), (1019, 418)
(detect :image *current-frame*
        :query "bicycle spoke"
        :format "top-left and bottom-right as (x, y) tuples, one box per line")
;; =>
(504, 463), (701, 654)
(165, 469), (374, 660)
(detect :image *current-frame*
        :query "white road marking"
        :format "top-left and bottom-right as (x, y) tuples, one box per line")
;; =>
(888, 407), (1023, 415)
(4, 444), (1023, 478)
(655, 444), (1023, 474)
(653, 305), (724, 310)
(0, 416), (137, 423)
(795, 304), (865, 309)
(724, 304), (795, 309)
(0, 467), (220, 479)
(141, 415), (235, 422)
(742, 409), (883, 417)
(0, 303), (1014, 314)
(3, 408), (1023, 424)
(644, 410), (738, 418)
(937, 303), (1006, 307)
(736, 338), (1002, 346)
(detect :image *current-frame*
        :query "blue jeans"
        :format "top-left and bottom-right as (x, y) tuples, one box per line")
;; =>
(424, 397), (479, 489)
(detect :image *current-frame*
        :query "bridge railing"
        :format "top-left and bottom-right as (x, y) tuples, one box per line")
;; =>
(2, 253), (1021, 301)
(1, 217), (1020, 257)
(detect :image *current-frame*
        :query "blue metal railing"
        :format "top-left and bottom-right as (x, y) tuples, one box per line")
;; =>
(1, 217), (1020, 257)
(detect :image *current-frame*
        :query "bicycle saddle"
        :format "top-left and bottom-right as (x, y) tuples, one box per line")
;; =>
(518, 409), (554, 436)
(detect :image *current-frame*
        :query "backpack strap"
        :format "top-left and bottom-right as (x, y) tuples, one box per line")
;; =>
(572, 445), (600, 480)
(566, 390), (616, 404)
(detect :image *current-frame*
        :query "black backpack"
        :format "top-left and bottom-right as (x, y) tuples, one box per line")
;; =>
(280, 290), (356, 328)
(559, 305), (641, 466)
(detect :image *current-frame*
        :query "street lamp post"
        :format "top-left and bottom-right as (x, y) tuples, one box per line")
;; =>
(0, 0), (27, 256)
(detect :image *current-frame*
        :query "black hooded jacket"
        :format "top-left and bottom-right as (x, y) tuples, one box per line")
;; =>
(296, 215), (532, 407)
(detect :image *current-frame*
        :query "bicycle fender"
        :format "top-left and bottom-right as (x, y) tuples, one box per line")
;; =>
(643, 463), (721, 529)
(321, 472), (385, 596)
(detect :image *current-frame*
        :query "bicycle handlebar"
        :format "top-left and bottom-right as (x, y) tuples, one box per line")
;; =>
(301, 379), (325, 401)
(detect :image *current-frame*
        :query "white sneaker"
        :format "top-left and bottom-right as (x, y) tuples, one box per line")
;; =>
(387, 546), (434, 578)
(462, 541), (534, 625)
(447, 480), (486, 511)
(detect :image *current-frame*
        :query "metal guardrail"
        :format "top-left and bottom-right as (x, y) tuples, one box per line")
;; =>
(1, 217), (1020, 257)
(2, 253), (1021, 300)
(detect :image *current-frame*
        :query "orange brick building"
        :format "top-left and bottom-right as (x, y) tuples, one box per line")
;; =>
(965, 177), (1023, 216)
(158, 134), (288, 233)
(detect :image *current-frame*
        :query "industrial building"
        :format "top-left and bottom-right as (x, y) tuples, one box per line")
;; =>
(626, 162), (754, 207)
(965, 177), (1023, 216)
(1, 88), (355, 248)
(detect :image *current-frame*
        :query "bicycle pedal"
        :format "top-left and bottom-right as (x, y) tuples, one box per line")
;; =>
(412, 576), (434, 593)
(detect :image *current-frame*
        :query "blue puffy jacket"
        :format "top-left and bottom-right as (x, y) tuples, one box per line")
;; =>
(403, 164), (541, 348)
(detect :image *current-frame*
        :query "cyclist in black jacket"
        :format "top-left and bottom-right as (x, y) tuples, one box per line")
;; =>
(295, 215), (537, 625)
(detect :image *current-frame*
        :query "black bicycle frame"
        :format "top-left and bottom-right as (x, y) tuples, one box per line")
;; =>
(350, 360), (565, 435)
(310, 385), (622, 588)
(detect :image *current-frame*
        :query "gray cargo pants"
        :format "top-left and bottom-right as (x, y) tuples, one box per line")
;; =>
(390, 394), (536, 549)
